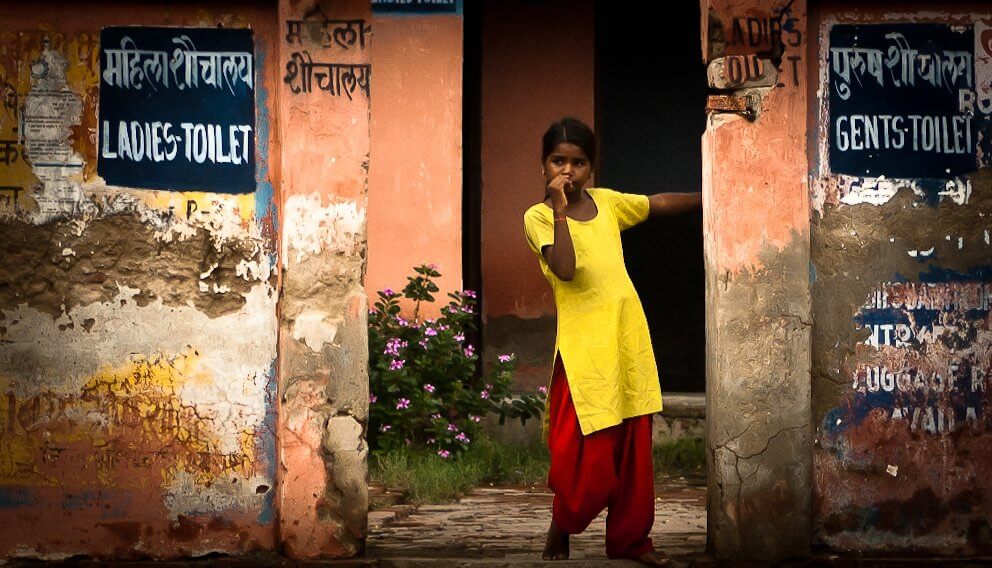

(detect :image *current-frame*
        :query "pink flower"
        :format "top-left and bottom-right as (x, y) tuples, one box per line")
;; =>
(431, 413), (442, 421)
(455, 432), (471, 444)
(427, 437), (436, 445)
(424, 383), (435, 393)
(498, 354), (514, 363)
(462, 289), (477, 298)
(447, 423), (459, 432)
(380, 424), (392, 432)
(437, 449), (451, 459)
(419, 339), (428, 348)
(382, 288), (395, 297)
(389, 359), (406, 371)
(368, 307), (377, 315)
(480, 390), (490, 400)
(464, 345), (475, 357)
(396, 398), (410, 410)
(438, 324), (449, 331)
(396, 316), (409, 327)
(369, 394), (378, 403)
(424, 327), (437, 337)
(429, 263), (439, 270)
(461, 305), (474, 313)
(470, 414), (481, 423)
(538, 386), (548, 395)
(454, 332), (465, 342)
(384, 337), (408, 356)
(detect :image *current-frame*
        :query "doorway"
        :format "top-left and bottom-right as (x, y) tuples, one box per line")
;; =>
(595, 2), (707, 394)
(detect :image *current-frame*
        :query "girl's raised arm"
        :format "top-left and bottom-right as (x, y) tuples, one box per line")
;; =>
(543, 178), (577, 281)
(647, 192), (701, 217)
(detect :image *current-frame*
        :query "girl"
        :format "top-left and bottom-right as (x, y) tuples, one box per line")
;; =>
(522, 117), (701, 567)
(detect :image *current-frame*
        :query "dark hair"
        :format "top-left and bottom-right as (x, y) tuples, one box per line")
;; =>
(541, 117), (597, 168)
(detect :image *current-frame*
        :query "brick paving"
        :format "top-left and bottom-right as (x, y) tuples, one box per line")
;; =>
(367, 475), (707, 565)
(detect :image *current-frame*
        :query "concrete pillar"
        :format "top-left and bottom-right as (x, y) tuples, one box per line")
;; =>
(276, 0), (371, 558)
(701, 0), (812, 561)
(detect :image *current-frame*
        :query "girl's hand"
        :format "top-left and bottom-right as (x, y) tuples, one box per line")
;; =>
(546, 173), (573, 214)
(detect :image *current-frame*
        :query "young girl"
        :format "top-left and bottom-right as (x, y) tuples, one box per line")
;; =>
(523, 117), (701, 567)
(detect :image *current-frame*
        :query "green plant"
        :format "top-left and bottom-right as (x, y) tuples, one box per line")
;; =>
(653, 437), (706, 475)
(370, 435), (550, 504)
(368, 264), (546, 458)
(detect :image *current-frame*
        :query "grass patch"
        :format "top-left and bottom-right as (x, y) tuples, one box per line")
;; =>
(653, 437), (706, 475)
(372, 435), (708, 506)
(370, 435), (550, 505)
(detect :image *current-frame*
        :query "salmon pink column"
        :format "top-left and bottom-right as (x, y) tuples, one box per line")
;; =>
(701, 0), (812, 561)
(276, 0), (372, 558)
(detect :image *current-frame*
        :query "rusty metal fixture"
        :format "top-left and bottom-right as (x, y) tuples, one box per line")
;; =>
(705, 92), (763, 121)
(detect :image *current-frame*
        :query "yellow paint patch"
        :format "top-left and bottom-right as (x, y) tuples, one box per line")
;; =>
(0, 349), (261, 489)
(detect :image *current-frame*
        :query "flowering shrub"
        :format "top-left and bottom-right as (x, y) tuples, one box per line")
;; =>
(368, 264), (546, 457)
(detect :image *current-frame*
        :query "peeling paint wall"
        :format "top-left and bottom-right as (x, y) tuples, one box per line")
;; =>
(811, 6), (992, 554)
(0, 3), (281, 560)
(702, 0), (812, 561)
(276, 0), (370, 559)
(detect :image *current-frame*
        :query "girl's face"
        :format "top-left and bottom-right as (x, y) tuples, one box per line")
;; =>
(543, 142), (592, 193)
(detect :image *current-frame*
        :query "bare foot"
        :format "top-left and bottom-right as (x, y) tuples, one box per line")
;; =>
(542, 519), (569, 560)
(637, 549), (672, 566)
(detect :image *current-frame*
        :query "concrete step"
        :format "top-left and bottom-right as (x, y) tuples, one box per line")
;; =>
(659, 392), (705, 419)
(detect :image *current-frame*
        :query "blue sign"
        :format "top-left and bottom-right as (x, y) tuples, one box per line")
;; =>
(828, 24), (977, 179)
(372, 0), (460, 14)
(98, 27), (255, 194)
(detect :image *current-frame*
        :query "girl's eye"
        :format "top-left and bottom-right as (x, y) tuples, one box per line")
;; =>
(574, 161), (586, 167)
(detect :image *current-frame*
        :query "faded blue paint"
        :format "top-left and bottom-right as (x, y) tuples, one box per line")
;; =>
(853, 307), (938, 328)
(63, 489), (102, 510)
(63, 489), (133, 519)
(919, 264), (992, 283)
(819, 406), (865, 468)
(825, 262), (992, 459)
(0, 487), (34, 508)
(251, 40), (277, 527)
(918, 178), (946, 208)
(258, 360), (278, 525)
(373, 0), (462, 15)
(254, 43), (278, 235)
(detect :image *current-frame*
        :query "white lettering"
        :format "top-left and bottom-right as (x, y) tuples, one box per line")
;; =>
(101, 120), (117, 159)
(193, 124), (208, 163)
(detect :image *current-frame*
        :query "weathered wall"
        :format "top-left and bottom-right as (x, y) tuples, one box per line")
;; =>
(811, 5), (992, 554)
(276, 0), (371, 559)
(0, 2), (280, 559)
(366, 12), (462, 318)
(480, 0), (594, 391)
(701, 0), (812, 561)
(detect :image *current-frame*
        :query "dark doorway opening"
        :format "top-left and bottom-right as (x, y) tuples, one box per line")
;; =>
(594, 2), (707, 393)
(463, 0), (484, 363)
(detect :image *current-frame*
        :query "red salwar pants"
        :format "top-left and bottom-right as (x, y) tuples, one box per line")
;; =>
(547, 355), (656, 559)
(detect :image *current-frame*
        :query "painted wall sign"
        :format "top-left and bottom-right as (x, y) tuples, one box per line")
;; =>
(97, 27), (255, 194)
(371, 0), (459, 14)
(848, 271), (992, 435)
(282, 15), (371, 99)
(828, 24), (976, 179)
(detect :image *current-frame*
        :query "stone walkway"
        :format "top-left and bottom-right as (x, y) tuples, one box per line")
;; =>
(368, 475), (707, 566)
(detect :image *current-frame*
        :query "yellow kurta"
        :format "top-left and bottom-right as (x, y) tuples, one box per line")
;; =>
(523, 188), (662, 435)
